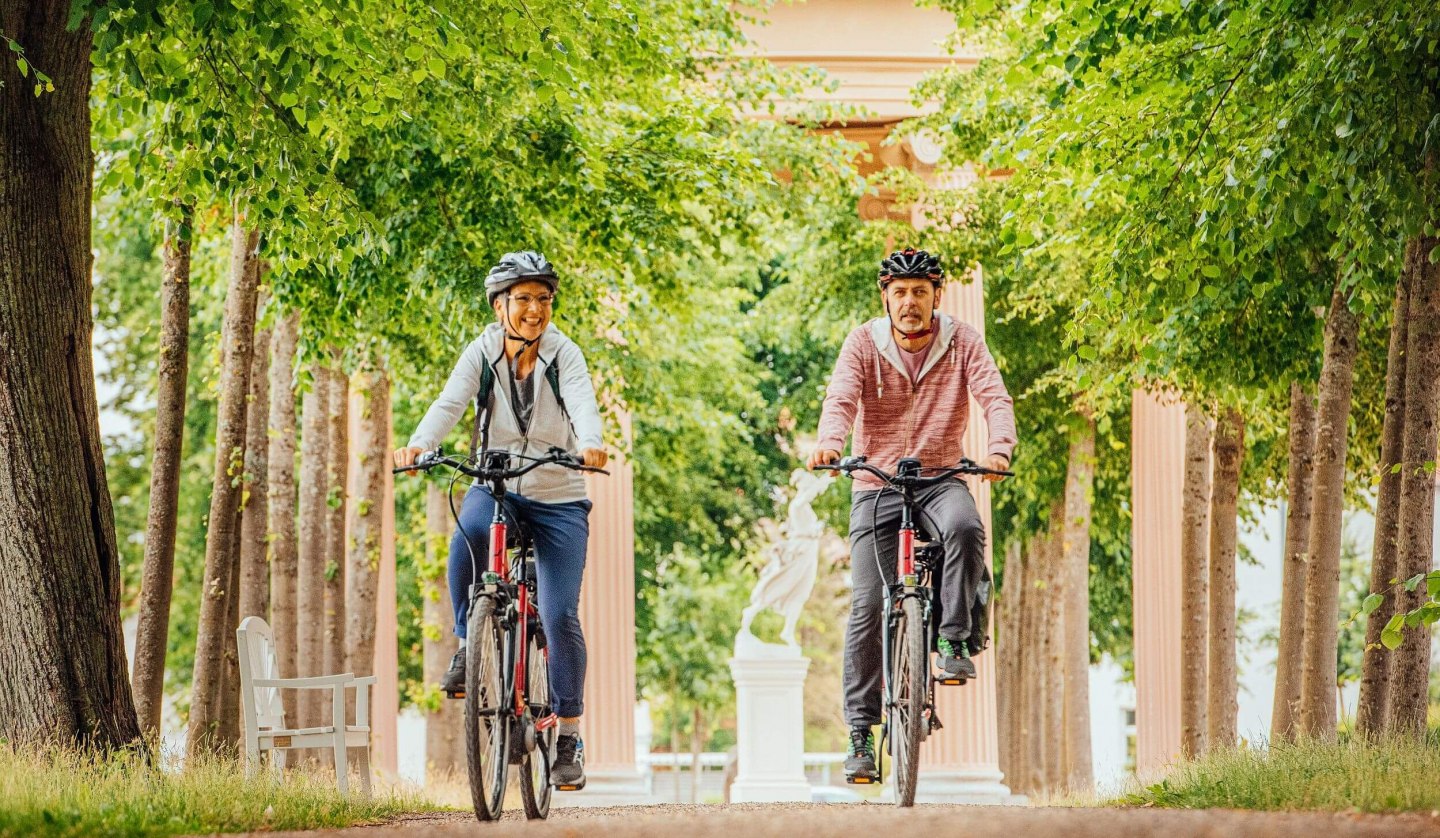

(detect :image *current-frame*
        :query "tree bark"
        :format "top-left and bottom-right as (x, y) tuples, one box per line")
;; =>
(423, 483), (464, 776)
(1357, 257), (1412, 737)
(690, 706), (702, 803)
(1298, 284), (1359, 741)
(238, 290), (272, 626)
(1180, 404), (1212, 757)
(1041, 500), (1065, 793)
(1387, 232), (1440, 738)
(131, 211), (192, 739)
(1061, 419), (1094, 792)
(0, 4), (141, 750)
(1271, 383), (1317, 742)
(1206, 407), (1243, 749)
(1020, 532), (1044, 795)
(996, 539), (1022, 791)
(188, 221), (260, 756)
(297, 365), (332, 728)
(267, 314), (300, 725)
(324, 365), (349, 682)
(346, 368), (388, 699)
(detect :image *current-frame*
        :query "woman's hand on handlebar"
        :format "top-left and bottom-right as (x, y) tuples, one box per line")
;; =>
(392, 446), (427, 474)
(807, 447), (841, 470)
(580, 447), (609, 470)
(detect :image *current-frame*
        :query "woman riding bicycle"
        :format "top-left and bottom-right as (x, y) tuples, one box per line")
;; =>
(392, 250), (607, 790)
(807, 248), (1017, 783)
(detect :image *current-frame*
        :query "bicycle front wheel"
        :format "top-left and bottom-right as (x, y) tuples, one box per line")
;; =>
(465, 595), (510, 821)
(889, 596), (927, 807)
(519, 624), (554, 820)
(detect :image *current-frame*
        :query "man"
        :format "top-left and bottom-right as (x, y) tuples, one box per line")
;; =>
(393, 250), (607, 790)
(808, 248), (1016, 783)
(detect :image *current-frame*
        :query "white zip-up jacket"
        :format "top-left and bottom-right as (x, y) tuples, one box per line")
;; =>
(407, 323), (604, 504)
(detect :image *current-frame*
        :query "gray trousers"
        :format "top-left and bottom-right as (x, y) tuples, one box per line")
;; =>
(843, 480), (986, 727)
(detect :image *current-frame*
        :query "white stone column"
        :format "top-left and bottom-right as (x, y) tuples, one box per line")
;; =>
(728, 656), (813, 802)
(1131, 389), (1185, 778)
(912, 268), (1011, 803)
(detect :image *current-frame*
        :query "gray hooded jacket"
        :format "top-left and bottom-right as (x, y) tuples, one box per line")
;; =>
(407, 323), (604, 504)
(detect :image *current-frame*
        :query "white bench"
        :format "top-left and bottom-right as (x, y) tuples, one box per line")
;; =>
(236, 616), (374, 796)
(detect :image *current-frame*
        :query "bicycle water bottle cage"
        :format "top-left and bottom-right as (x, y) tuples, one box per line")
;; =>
(896, 458), (922, 477)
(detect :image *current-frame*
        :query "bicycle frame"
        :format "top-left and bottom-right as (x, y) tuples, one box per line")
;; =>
(877, 462), (937, 759)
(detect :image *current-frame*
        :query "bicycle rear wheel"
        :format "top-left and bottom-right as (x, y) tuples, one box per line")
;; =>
(465, 595), (510, 821)
(519, 625), (554, 819)
(889, 596), (927, 807)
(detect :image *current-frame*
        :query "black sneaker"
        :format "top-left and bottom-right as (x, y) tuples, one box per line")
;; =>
(440, 651), (465, 696)
(552, 733), (586, 790)
(844, 725), (878, 783)
(936, 636), (976, 681)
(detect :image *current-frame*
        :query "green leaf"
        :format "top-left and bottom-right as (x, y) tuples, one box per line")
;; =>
(404, 44), (425, 62)
(16, 57), (27, 78)
(1427, 571), (1440, 599)
(1201, 264), (1221, 278)
(427, 57), (445, 79)
(192, 2), (213, 27)
(1402, 573), (1425, 592)
(1077, 345), (1097, 361)
(1359, 593), (1383, 615)
(1381, 613), (1405, 649)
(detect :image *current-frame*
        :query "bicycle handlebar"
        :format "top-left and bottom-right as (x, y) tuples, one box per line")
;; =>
(814, 455), (1013, 487)
(392, 447), (610, 479)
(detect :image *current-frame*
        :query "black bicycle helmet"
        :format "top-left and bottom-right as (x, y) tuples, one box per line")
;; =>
(877, 248), (945, 287)
(485, 251), (558, 303)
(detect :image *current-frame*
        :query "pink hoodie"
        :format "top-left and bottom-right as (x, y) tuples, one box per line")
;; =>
(817, 313), (1017, 492)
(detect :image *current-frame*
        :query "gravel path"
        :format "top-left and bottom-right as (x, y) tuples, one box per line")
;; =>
(243, 803), (1440, 838)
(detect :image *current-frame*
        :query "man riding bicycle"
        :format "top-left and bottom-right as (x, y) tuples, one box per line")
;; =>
(807, 248), (1016, 783)
(393, 251), (607, 790)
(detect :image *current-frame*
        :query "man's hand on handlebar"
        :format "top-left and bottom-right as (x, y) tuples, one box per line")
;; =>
(983, 454), (1010, 483)
(392, 446), (426, 475)
(807, 447), (840, 470)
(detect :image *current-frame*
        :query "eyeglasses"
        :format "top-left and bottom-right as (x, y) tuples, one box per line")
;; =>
(508, 293), (555, 309)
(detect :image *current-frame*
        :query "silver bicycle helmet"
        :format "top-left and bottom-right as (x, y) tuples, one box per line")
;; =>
(485, 251), (558, 304)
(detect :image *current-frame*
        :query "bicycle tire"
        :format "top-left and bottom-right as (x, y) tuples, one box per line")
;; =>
(890, 596), (926, 807)
(519, 627), (554, 819)
(465, 595), (509, 821)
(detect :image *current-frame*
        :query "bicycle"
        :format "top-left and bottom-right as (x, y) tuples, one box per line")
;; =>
(393, 447), (607, 821)
(816, 455), (1012, 807)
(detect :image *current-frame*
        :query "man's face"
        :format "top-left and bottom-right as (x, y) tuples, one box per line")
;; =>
(882, 278), (940, 333)
(494, 279), (555, 341)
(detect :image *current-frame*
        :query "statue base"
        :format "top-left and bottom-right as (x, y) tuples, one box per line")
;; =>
(728, 656), (812, 803)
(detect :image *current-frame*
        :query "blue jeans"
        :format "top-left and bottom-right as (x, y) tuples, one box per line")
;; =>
(449, 486), (591, 718)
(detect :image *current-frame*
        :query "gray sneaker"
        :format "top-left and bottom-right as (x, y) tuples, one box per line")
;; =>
(551, 733), (586, 790)
(936, 636), (976, 681)
(844, 725), (878, 783)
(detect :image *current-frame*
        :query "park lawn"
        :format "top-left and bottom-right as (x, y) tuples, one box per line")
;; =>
(1121, 733), (1440, 813)
(0, 746), (432, 837)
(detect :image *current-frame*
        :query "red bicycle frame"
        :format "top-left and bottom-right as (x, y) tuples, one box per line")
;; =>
(488, 518), (554, 723)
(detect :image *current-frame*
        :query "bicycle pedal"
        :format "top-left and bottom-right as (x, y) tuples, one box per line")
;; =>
(554, 783), (585, 792)
(445, 690), (465, 699)
(937, 677), (968, 686)
(846, 776), (876, 785)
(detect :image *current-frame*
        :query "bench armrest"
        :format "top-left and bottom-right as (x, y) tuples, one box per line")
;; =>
(253, 673), (355, 689)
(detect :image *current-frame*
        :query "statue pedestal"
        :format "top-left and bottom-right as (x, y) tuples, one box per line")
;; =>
(728, 655), (812, 803)
(914, 767), (1017, 804)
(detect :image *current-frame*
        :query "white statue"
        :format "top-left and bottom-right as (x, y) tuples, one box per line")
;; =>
(734, 468), (834, 657)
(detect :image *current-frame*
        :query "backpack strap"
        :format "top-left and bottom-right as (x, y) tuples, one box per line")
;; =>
(544, 360), (568, 420)
(468, 353), (570, 455)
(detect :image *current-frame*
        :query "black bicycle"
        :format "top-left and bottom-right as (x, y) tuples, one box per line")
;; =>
(816, 455), (1011, 807)
(394, 447), (606, 821)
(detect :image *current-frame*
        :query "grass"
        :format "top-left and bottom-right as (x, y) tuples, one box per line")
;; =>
(1120, 734), (1440, 814)
(0, 746), (433, 837)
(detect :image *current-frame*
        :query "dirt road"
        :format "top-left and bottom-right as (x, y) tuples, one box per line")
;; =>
(250, 803), (1440, 838)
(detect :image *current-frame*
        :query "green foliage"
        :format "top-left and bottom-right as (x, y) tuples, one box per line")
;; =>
(1120, 734), (1440, 812)
(0, 747), (430, 836)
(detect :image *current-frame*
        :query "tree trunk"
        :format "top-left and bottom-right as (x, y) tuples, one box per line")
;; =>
(187, 221), (260, 756)
(1298, 284), (1359, 741)
(238, 290), (272, 625)
(0, 5), (140, 750)
(131, 210), (192, 738)
(1387, 232), (1440, 738)
(1357, 258), (1411, 737)
(1271, 383), (1317, 742)
(1041, 500), (1065, 794)
(267, 314), (300, 726)
(996, 539), (1021, 791)
(220, 286), (271, 749)
(324, 366), (350, 683)
(1013, 536), (1036, 795)
(217, 525), (244, 750)
(297, 365), (332, 728)
(1061, 419), (1095, 792)
(423, 483), (464, 777)
(1180, 404), (1212, 757)
(346, 367), (388, 713)
(1023, 532), (1045, 795)
(1206, 407), (1243, 749)
(690, 706), (702, 803)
